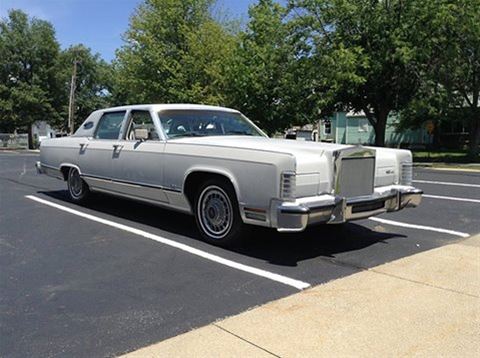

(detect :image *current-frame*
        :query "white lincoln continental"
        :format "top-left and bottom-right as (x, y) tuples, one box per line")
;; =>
(37, 104), (422, 246)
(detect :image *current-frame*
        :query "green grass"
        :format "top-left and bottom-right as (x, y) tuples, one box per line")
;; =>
(412, 149), (480, 163)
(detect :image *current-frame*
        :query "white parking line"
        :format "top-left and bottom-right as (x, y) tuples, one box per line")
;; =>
(413, 180), (480, 188)
(423, 194), (480, 204)
(25, 195), (311, 290)
(369, 217), (470, 238)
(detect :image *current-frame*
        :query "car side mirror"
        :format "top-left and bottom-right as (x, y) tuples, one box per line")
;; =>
(134, 128), (149, 141)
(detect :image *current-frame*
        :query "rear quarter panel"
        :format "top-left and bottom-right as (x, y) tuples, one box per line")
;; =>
(40, 137), (83, 173)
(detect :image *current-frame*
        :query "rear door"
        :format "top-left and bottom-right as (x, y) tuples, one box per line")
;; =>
(79, 110), (126, 191)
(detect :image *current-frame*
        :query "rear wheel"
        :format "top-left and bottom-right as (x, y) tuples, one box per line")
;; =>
(194, 179), (247, 247)
(67, 167), (90, 203)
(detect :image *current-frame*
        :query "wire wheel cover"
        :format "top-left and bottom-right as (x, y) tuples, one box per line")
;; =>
(198, 186), (233, 239)
(69, 169), (83, 198)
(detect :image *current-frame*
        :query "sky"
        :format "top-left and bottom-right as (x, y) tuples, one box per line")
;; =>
(0, 0), (255, 62)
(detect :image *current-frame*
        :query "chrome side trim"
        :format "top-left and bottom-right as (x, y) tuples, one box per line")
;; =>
(91, 186), (191, 214)
(81, 173), (182, 193)
(35, 162), (63, 179)
(37, 162), (58, 171)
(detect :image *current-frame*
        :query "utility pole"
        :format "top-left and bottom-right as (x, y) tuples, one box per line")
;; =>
(67, 59), (79, 135)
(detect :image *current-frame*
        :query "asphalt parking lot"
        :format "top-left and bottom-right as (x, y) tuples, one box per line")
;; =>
(1, 152), (479, 357)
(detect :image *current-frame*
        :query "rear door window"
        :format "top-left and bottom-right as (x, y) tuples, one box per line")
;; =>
(94, 111), (126, 139)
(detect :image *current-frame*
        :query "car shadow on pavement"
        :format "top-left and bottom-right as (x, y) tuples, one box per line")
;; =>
(38, 190), (406, 267)
(235, 224), (406, 267)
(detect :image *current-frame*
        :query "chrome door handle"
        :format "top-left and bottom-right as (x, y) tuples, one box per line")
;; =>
(79, 143), (88, 150)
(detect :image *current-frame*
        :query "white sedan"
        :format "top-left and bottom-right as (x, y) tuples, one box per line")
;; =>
(37, 104), (422, 247)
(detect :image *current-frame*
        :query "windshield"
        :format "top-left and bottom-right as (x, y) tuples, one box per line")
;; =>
(158, 110), (264, 139)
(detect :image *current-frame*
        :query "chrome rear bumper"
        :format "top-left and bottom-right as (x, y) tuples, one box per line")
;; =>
(276, 185), (422, 232)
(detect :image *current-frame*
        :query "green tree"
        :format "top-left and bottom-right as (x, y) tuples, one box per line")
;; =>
(57, 45), (113, 130)
(401, 0), (479, 157)
(0, 10), (61, 147)
(291, 0), (435, 146)
(454, 0), (480, 157)
(225, 0), (309, 134)
(113, 0), (235, 105)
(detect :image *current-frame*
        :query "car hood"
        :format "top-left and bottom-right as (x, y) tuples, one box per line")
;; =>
(168, 136), (409, 176)
(168, 136), (351, 156)
(169, 136), (359, 173)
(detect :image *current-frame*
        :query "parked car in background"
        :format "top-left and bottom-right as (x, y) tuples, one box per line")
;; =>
(36, 104), (422, 247)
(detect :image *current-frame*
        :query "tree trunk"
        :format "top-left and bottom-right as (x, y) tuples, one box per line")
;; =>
(373, 109), (388, 147)
(27, 125), (34, 150)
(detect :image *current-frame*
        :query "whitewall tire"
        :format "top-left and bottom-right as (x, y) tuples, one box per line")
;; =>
(194, 178), (247, 247)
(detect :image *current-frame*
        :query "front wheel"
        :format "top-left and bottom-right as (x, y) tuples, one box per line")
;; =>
(194, 179), (247, 247)
(67, 167), (90, 203)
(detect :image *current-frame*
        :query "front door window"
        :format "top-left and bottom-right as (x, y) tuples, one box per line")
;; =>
(125, 110), (160, 141)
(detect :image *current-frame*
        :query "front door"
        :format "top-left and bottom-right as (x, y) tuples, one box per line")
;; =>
(79, 110), (126, 191)
(112, 110), (168, 203)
